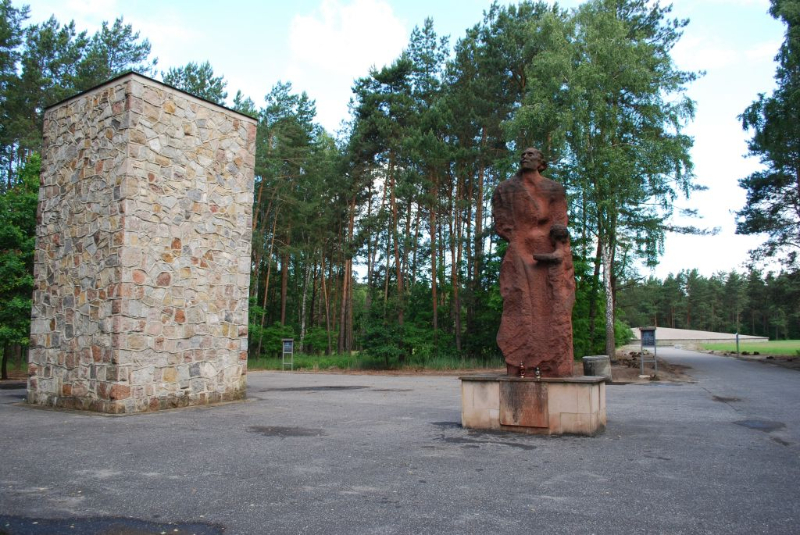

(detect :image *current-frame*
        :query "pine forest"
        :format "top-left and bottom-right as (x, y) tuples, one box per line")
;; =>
(1, 0), (799, 377)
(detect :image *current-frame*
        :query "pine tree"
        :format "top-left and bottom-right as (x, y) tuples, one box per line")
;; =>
(512, 0), (698, 357)
(162, 61), (227, 104)
(0, 155), (38, 378)
(738, 0), (800, 265)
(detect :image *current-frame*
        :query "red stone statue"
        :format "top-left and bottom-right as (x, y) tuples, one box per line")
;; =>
(492, 148), (575, 377)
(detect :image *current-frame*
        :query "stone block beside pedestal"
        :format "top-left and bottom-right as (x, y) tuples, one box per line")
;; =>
(460, 375), (606, 436)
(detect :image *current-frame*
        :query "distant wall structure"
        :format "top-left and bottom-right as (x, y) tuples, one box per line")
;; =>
(28, 72), (257, 414)
(631, 327), (769, 347)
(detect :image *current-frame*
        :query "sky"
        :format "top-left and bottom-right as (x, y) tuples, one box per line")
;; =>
(25, 0), (787, 279)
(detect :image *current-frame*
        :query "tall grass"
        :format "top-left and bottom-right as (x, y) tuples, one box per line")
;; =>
(247, 352), (505, 372)
(701, 340), (800, 356)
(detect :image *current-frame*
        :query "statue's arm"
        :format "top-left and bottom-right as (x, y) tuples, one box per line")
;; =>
(492, 185), (514, 241)
(551, 185), (569, 229)
(534, 187), (570, 265)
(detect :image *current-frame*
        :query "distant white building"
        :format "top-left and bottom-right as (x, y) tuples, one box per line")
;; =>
(631, 327), (768, 347)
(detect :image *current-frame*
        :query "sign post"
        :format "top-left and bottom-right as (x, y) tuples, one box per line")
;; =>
(639, 327), (658, 375)
(282, 338), (294, 371)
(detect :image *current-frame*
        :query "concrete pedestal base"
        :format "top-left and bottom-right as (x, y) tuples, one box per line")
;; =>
(460, 375), (606, 436)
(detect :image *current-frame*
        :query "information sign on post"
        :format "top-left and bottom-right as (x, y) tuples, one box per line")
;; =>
(641, 329), (655, 347)
(282, 338), (294, 371)
(638, 327), (658, 375)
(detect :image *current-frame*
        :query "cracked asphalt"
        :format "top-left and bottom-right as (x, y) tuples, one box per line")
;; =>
(1, 347), (799, 534)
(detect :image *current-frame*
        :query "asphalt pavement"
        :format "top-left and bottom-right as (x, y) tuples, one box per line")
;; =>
(1, 347), (799, 534)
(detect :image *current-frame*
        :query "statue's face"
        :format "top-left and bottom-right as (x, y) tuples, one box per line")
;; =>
(520, 148), (544, 171)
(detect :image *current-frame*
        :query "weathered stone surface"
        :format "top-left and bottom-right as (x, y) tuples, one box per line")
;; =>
(582, 355), (613, 383)
(492, 148), (575, 377)
(28, 73), (256, 414)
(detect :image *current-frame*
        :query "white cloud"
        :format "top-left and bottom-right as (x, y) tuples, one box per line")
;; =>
(672, 36), (738, 71)
(128, 16), (199, 69)
(672, 35), (782, 76)
(286, 0), (408, 132)
(289, 0), (407, 75)
(745, 39), (781, 60)
(27, 0), (197, 74)
(690, 0), (769, 6)
(29, 0), (120, 32)
(64, 0), (119, 15)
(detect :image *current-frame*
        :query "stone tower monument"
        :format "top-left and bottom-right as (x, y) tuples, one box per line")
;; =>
(28, 72), (257, 413)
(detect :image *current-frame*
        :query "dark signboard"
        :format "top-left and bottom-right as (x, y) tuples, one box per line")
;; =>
(640, 328), (656, 347)
(282, 339), (294, 353)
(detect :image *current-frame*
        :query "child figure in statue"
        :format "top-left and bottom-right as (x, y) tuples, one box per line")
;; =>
(492, 148), (575, 377)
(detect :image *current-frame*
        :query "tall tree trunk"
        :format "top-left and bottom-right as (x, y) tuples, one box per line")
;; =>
(473, 140), (485, 292)
(588, 239), (603, 344)
(256, 209), (280, 357)
(437, 215), (445, 309)
(309, 261), (319, 328)
(1, 345), (8, 381)
(337, 196), (357, 353)
(299, 254), (313, 351)
(365, 193), (374, 312)
(347, 270), (354, 352)
(602, 239), (616, 360)
(389, 155), (404, 329)
(252, 188), (279, 298)
(346, 196), (356, 351)
(375, 182), (388, 313)
(403, 196), (412, 287)
(450, 170), (462, 352)
(337, 259), (350, 354)
(687, 299), (692, 329)
(411, 201), (421, 287)
(710, 303), (715, 332)
(321, 253), (332, 355)
(250, 241), (263, 299)
(581, 191), (588, 260)
(429, 171), (438, 334)
(280, 229), (291, 326)
(383, 232), (391, 318)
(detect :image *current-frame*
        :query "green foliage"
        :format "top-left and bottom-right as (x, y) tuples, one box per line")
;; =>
(0, 7), (156, 175)
(247, 351), (501, 372)
(0, 3), (709, 373)
(248, 352), (358, 371)
(0, 154), (39, 351)
(737, 0), (800, 264)
(572, 267), (633, 358)
(248, 299), (296, 358)
(302, 326), (335, 355)
(615, 320), (634, 347)
(232, 90), (257, 118)
(361, 305), (407, 366)
(260, 322), (295, 358)
(509, 0), (699, 354)
(75, 17), (156, 88)
(701, 340), (800, 356)
(617, 267), (800, 340)
(162, 60), (227, 104)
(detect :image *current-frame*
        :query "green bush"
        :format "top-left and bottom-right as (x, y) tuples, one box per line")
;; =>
(615, 320), (634, 346)
(302, 326), (336, 355)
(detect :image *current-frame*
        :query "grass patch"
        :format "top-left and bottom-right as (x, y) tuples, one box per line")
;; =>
(701, 340), (800, 356)
(247, 353), (504, 372)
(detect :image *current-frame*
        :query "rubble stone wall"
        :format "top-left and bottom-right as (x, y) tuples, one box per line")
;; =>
(28, 73), (256, 413)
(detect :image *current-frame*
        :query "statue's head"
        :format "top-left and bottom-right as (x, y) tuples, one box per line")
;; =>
(520, 147), (547, 173)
